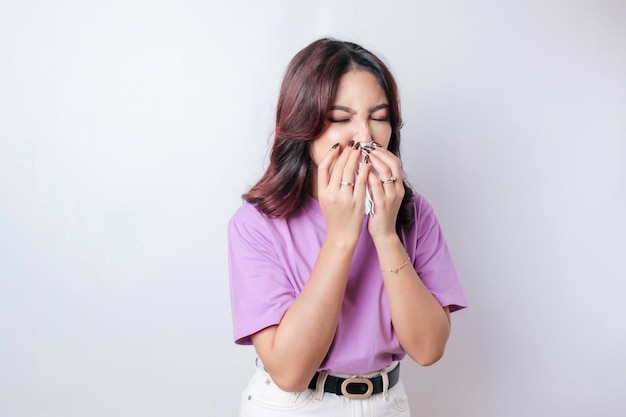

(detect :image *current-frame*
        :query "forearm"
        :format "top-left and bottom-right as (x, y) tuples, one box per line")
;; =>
(252, 239), (354, 391)
(374, 235), (451, 365)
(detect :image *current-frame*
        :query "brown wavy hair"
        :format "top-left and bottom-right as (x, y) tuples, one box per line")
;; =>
(244, 38), (414, 229)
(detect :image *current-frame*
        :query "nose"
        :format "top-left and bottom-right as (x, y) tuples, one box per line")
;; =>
(352, 120), (373, 144)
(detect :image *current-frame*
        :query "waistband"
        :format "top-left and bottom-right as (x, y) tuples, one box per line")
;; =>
(308, 362), (400, 399)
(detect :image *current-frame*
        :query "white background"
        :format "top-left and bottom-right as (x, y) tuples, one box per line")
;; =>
(1, 1), (625, 416)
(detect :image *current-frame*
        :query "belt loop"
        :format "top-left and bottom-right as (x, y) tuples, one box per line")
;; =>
(381, 367), (390, 402)
(314, 371), (328, 401)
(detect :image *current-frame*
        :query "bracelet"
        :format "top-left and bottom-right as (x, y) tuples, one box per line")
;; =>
(381, 254), (411, 274)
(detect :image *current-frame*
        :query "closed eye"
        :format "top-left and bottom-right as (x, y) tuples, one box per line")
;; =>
(370, 104), (390, 122)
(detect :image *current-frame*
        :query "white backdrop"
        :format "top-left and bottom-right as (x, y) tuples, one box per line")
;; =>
(1, 1), (625, 416)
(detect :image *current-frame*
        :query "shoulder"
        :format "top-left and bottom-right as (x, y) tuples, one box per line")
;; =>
(229, 200), (317, 240)
(229, 201), (267, 225)
(399, 190), (443, 248)
(229, 200), (282, 237)
(409, 191), (437, 225)
(228, 202), (274, 241)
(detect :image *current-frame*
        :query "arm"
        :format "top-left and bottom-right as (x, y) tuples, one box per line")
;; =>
(251, 143), (371, 392)
(251, 240), (354, 392)
(373, 235), (451, 365)
(366, 147), (451, 365)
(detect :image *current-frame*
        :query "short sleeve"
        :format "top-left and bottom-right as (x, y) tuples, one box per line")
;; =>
(228, 206), (296, 345)
(411, 195), (467, 312)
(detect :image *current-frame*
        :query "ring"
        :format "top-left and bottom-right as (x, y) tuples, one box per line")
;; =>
(381, 176), (397, 184)
(340, 180), (354, 187)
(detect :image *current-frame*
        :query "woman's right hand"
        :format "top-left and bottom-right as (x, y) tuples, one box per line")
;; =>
(252, 142), (369, 393)
(316, 142), (370, 248)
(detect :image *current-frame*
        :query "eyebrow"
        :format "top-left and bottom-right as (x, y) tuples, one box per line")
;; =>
(330, 103), (389, 113)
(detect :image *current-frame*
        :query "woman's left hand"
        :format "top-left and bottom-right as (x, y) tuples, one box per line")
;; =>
(366, 146), (405, 241)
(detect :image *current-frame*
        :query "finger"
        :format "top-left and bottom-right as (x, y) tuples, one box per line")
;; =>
(366, 149), (402, 187)
(368, 147), (402, 171)
(317, 143), (342, 189)
(365, 151), (393, 183)
(339, 143), (362, 190)
(368, 170), (386, 201)
(330, 146), (354, 186)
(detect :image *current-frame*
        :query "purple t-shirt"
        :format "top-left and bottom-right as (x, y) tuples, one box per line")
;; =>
(228, 192), (467, 375)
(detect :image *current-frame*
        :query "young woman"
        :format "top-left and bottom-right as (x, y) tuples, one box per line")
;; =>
(228, 38), (467, 416)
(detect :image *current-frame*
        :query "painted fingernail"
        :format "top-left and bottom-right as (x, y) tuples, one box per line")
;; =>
(364, 154), (370, 164)
(353, 142), (361, 150)
(332, 143), (340, 149)
(373, 141), (382, 148)
(348, 140), (355, 147)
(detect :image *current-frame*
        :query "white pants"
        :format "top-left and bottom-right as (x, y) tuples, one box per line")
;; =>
(238, 359), (411, 417)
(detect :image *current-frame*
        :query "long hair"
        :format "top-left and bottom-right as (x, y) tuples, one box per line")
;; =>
(244, 38), (414, 229)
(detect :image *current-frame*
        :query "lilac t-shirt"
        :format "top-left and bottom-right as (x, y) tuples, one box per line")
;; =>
(228, 192), (466, 375)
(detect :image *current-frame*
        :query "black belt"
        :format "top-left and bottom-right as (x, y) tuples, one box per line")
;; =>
(307, 363), (400, 399)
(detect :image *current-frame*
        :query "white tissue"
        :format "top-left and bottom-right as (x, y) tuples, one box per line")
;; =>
(358, 141), (376, 215)
(365, 184), (374, 215)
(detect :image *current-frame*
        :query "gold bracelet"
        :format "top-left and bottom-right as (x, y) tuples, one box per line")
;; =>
(381, 254), (411, 274)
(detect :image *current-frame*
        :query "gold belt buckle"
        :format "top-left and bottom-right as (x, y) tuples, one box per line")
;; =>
(340, 377), (374, 399)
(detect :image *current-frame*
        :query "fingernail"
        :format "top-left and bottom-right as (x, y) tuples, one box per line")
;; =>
(364, 154), (370, 164)
(348, 140), (355, 147)
(353, 142), (361, 150)
(332, 143), (340, 149)
(373, 141), (382, 148)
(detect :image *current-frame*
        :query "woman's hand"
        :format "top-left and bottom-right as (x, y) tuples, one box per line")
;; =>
(317, 142), (371, 248)
(366, 146), (405, 242)
(252, 142), (372, 392)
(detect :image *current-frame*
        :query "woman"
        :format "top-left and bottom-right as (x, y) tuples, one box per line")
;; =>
(228, 38), (466, 416)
